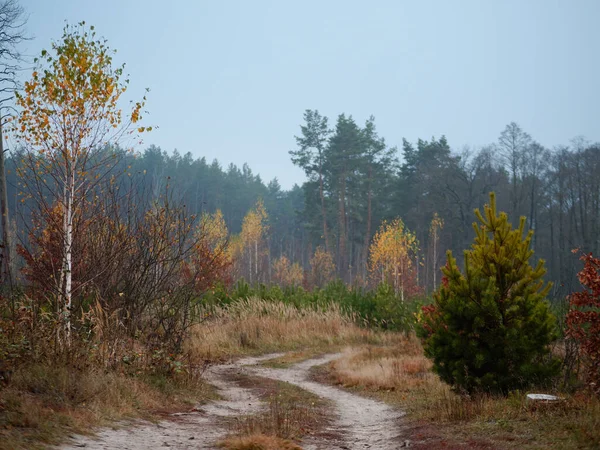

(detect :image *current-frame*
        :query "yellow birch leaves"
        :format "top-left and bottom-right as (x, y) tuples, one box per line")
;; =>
(369, 218), (419, 298)
(13, 22), (149, 159)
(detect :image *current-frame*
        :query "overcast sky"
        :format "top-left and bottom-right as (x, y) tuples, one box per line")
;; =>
(21, 0), (600, 188)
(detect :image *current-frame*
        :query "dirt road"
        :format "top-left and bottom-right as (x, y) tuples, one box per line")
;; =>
(60, 353), (406, 449)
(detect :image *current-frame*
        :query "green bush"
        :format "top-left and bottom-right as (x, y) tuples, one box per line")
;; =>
(418, 193), (559, 394)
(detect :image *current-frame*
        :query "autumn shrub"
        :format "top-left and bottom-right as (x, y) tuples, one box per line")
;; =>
(418, 193), (559, 394)
(14, 176), (235, 368)
(271, 256), (304, 288)
(309, 246), (336, 288)
(566, 252), (600, 393)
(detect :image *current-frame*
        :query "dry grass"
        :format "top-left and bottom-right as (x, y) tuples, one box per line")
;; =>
(219, 374), (333, 449)
(1, 296), (382, 449)
(319, 337), (600, 449)
(188, 297), (395, 362)
(328, 339), (432, 391)
(219, 433), (302, 450)
(259, 348), (331, 368)
(0, 361), (214, 449)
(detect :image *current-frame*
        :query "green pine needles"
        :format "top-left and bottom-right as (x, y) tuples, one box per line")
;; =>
(419, 192), (559, 394)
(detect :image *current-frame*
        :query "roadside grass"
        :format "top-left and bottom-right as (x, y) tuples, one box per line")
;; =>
(1, 297), (385, 449)
(218, 373), (335, 449)
(315, 337), (600, 449)
(187, 297), (399, 362)
(0, 365), (215, 450)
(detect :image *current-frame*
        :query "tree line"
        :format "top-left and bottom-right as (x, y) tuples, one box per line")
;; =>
(4, 111), (598, 298)
(291, 111), (599, 298)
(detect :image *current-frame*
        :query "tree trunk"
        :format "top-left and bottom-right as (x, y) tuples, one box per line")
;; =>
(0, 120), (12, 286)
(254, 239), (258, 283)
(558, 162), (566, 285)
(61, 170), (75, 345)
(364, 166), (372, 279)
(549, 198), (555, 277)
(400, 259), (405, 302)
(319, 161), (330, 252)
(393, 263), (398, 295)
(338, 173), (347, 281)
(529, 176), (536, 251)
(248, 246), (253, 284)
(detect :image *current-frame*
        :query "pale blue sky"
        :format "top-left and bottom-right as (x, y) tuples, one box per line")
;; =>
(21, 0), (600, 188)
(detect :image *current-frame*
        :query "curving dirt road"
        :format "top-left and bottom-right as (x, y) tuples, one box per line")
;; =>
(60, 353), (406, 449)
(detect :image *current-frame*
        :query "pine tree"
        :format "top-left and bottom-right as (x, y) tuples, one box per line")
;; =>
(419, 192), (559, 394)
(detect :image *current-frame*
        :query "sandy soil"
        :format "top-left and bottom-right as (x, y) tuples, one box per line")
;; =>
(60, 353), (407, 449)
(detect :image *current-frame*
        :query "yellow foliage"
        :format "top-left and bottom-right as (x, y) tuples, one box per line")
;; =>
(369, 218), (419, 299)
(232, 199), (270, 283)
(309, 246), (336, 288)
(429, 212), (444, 237)
(200, 209), (228, 251)
(12, 23), (149, 163)
(272, 256), (304, 287)
(241, 199), (269, 244)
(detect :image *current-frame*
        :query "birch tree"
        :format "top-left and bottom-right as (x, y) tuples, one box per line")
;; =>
(369, 218), (419, 301)
(12, 22), (148, 344)
(240, 199), (269, 283)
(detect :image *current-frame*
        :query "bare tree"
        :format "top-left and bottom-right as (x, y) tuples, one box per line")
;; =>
(523, 141), (549, 251)
(497, 122), (531, 219)
(0, 0), (27, 286)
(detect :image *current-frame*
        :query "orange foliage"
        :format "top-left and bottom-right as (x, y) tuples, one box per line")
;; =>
(13, 22), (148, 153)
(183, 210), (232, 292)
(17, 204), (92, 299)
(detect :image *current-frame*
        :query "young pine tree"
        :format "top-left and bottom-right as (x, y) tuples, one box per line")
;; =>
(419, 193), (559, 394)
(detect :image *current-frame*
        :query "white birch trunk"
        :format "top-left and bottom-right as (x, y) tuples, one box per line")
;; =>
(61, 170), (75, 345)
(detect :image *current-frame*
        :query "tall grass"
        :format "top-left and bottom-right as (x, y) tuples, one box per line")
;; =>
(202, 280), (430, 332)
(187, 297), (387, 361)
